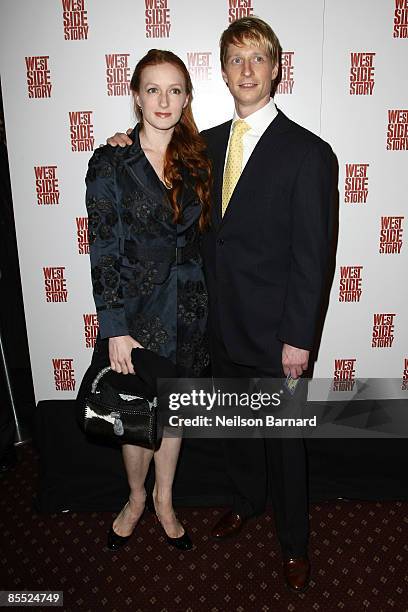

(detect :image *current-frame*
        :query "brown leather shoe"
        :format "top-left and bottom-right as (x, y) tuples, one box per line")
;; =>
(210, 510), (244, 539)
(283, 556), (311, 593)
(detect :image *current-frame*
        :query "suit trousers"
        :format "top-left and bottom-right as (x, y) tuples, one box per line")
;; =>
(210, 329), (309, 557)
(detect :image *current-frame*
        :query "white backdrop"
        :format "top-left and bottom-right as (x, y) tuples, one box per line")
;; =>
(0, 0), (407, 401)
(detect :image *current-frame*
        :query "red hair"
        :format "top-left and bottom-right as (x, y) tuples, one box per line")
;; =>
(130, 49), (211, 231)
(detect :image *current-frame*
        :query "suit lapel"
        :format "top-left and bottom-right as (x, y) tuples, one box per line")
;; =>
(217, 110), (292, 232)
(211, 121), (231, 230)
(123, 124), (169, 204)
(122, 125), (199, 223)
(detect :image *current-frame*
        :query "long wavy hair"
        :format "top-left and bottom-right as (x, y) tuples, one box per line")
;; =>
(130, 49), (211, 231)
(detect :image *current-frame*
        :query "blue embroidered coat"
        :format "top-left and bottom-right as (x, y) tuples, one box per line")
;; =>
(85, 125), (209, 376)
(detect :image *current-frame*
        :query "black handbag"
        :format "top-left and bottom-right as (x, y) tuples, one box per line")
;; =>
(83, 365), (159, 449)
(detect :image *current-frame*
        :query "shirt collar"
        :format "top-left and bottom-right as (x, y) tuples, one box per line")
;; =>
(232, 98), (278, 135)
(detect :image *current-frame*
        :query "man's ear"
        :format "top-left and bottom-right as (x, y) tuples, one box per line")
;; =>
(221, 68), (228, 86)
(272, 62), (279, 81)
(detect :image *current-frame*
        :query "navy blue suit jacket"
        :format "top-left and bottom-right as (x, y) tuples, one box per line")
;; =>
(201, 109), (333, 367)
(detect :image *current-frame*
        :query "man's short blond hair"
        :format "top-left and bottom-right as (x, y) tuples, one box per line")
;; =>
(220, 16), (281, 70)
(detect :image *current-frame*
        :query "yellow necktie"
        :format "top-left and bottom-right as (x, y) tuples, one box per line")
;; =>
(222, 119), (251, 217)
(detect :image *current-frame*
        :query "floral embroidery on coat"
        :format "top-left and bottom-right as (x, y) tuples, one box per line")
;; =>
(85, 124), (209, 375)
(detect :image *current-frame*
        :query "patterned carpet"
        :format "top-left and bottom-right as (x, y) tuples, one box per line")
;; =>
(1, 444), (407, 612)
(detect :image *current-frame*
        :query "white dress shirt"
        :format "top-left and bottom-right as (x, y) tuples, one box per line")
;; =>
(224, 98), (278, 173)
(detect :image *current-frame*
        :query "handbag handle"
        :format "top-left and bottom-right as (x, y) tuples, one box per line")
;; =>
(89, 365), (158, 412)
(91, 366), (112, 394)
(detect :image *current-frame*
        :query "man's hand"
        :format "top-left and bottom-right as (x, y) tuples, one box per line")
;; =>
(109, 335), (143, 374)
(107, 129), (133, 147)
(282, 344), (309, 379)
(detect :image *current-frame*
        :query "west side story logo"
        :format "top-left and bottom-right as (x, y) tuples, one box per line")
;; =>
(276, 52), (294, 95)
(379, 216), (404, 254)
(333, 359), (356, 392)
(25, 56), (52, 99)
(339, 266), (363, 302)
(69, 111), (94, 152)
(43, 267), (68, 303)
(76, 217), (89, 254)
(145, 0), (171, 38)
(387, 110), (408, 150)
(53, 358), (76, 391)
(372, 313), (396, 348)
(228, 0), (254, 22)
(106, 54), (130, 96)
(34, 166), (59, 205)
(62, 0), (89, 40)
(187, 52), (212, 81)
(83, 314), (98, 348)
(394, 0), (408, 38)
(344, 164), (369, 203)
(349, 53), (375, 95)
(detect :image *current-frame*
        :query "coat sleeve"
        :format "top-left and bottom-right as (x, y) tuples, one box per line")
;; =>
(277, 139), (333, 350)
(85, 148), (129, 339)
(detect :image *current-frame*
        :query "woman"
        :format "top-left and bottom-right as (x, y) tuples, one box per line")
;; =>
(85, 49), (211, 551)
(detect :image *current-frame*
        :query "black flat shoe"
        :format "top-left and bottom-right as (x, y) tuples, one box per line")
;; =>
(107, 501), (144, 551)
(147, 494), (193, 551)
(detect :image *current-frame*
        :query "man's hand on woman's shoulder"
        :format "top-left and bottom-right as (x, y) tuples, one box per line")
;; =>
(106, 129), (133, 147)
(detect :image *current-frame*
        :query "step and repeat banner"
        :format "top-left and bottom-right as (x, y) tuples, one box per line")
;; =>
(0, 0), (407, 402)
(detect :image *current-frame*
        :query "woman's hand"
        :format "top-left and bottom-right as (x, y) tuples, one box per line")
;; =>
(108, 335), (144, 375)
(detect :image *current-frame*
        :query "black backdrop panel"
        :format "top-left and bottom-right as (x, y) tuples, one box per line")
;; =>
(34, 400), (408, 513)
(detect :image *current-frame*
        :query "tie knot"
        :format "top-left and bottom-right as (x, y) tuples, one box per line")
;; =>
(232, 119), (250, 137)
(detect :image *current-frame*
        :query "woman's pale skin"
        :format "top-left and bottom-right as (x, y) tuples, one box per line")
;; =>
(109, 62), (189, 540)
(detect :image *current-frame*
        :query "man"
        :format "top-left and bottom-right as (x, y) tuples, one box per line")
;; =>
(107, 16), (333, 593)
